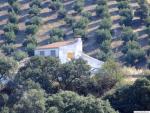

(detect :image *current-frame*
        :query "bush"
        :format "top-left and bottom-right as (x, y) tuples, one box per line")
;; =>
(137, 4), (149, 20)
(23, 35), (37, 47)
(2, 44), (15, 55)
(147, 59), (150, 69)
(100, 39), (111, 53)
(11, 2), (20, 14)
(4, 31), (16, 43)
(49, 1), (63, 11)
(118, 1), (130, 9)
(147, 47), (150, 56)
(122, 41), (140, 54)
(73, 17), (89, 29)
(29, 0), (42, 8)
(145, 16), (150, 27)
(73, 28), (86, 40)
(3, 23), (19, 34)
(81, 11), (92, 20)
(105, 78), (150, 113)
(46, 91), (118, 113)
(99, 18), (112, 29)
(96, 29), (112, 43)
(146, 26), (150, 37)
(137, 0), (147, 5)
(8, 0), (17, 5)
(96, 5), (110, 18)
(119, 8), (133, 26)
(96, 0), (107, 5)
(29, 16), (42, 26)
(100, 59), (123, 82)
(50, 28), (64, 38)
(126, 49), (145, 64)
(25, 25), (38, 35)
(96, 50), (113, 61)
(73, 0), (84, 13)
(65, 16), (75, 26)
(13, 51), (28, 61)
(26, 43), (36, 56)
(8, 12), (18, 24)
(29, 5), (41, 15)
(121, 27), (137, 42)
(57, 8), (67, 19)
(49, 35), (63, 44)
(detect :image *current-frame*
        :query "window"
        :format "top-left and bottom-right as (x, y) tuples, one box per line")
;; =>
(39, 51), (44, 56)
(51, 50), (56, 57)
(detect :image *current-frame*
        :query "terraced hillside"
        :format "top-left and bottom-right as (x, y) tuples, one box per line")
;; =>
(0, 0), (150, 68)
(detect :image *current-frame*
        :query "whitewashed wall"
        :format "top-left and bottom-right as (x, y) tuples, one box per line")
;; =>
(59, 38), (83, 63)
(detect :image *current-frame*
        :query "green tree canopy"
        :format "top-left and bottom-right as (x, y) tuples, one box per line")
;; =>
(46, 91), (118, 113)
(0, 56), (18, 81)
(105, 77), (150, 113)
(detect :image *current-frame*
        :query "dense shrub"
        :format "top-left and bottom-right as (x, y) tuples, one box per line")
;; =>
(8, 12), (18, 24)
(121, 27), (137, 42)
(145, 16), (150, 27)
(96, 29), (112, 43)
(50, 28), (64, 38)
(26, 43), (36, 56)
(122, 41), (140, 54)
(4, 31), (16, 43)
(29, 0), (42, 8)
(2, 44), (16, 55)
(49, 1), (63, 11)
(119, 8), (133, 26)
(118, 1), (130, 9)
(29, 5), (41, 15)
(81, 11), (92, 20)
(126, 49), (145, 64)
(73, 17), (89, 29)
(137, 4), (150, 20)
(25, 25), (39, 35)
(96, 5), (109, 18)
(99, 18), (112, 29)
(23, 35), (37, 47)
(3, 23), (19, 34)
(73, 0), (84, 13)
(73, 28), (86, 39)
(96, 0), (107, 5)
(13, 51), (28, 61)
(57, 8), (67, 19)
(25, 16), (42, 26)
(46, 91), (118, 113)
(106, 77), (150, 113)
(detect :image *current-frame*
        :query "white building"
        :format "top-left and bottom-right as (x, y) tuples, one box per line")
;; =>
(34, 38), (104, 72)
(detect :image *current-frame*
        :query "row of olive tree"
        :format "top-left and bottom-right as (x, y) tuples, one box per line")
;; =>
(116, 0), (145, 65)
(136, 0), (150, 68)
(49, 0), (91, 43)
(1, 0), (27, 61)
(23, 0), (42, 56)
(95, 0), (113, 61)
(3, 1), (20, 44)
(121, 27), (145, 65)
(118, 0), (133, 26)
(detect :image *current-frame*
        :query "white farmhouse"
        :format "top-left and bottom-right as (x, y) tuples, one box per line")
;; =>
(34, 38), (104, 72)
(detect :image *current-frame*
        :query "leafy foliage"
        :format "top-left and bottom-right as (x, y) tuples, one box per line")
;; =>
(106, 77), (150, 113)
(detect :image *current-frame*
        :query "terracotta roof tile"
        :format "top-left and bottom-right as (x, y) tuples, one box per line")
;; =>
(36, 39), (78, 49)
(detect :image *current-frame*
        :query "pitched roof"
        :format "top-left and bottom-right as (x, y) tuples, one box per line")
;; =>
(36, 39), (78, 49)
